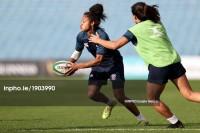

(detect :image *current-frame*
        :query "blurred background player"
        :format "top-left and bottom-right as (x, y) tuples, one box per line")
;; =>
(65, 3), (148, 125)
(89, 2), (200, 128)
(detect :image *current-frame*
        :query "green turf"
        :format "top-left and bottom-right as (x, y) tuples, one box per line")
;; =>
(0, 79), (200, 133)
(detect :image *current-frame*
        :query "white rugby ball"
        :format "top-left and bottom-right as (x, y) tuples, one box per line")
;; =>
(52, 60), (72, 76)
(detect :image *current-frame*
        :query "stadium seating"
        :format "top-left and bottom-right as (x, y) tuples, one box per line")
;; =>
(0, 0), (200, 61)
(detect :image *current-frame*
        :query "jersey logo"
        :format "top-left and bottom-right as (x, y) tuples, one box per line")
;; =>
(111, 74), (116, 80)
(89, 74), (93, 77)
(84, 43), (89, 47)
(149, 26), (164, 38)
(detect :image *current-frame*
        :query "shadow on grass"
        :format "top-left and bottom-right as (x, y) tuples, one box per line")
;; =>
(1, 122), (200, 132)
(141, 122), (200, 128)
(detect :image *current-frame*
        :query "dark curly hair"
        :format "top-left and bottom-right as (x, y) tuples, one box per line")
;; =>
(84, 3), (107, 30)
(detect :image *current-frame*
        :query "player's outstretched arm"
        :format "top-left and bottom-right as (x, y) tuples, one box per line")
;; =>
(89, 33), (129, 50)
(65, 54), (104, 76)
(76, 54), (104, 69)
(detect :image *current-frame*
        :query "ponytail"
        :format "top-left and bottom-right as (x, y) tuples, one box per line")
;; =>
(84, 3), (107, 28)
(131, 2), (160, 23)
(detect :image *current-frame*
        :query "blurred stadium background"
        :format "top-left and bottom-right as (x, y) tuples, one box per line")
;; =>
(1, 1), (200, 132)
(0, 0), (200, 79)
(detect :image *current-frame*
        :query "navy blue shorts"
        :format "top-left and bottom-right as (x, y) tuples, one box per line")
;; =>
(88, 62), (125, 89)
(148, 62), (186, 84)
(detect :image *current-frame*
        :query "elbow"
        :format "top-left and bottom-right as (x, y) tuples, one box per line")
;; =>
(95, 60), (101, 66)
(111, 46), (118, 50)
(110, 42), (120, 50)
(94, 58), (103, 66)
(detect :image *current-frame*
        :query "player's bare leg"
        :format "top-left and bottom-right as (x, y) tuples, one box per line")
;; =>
(146, 82), (173, 118)
(113, 88), (140, 116)
(87, 85), (109, 103)
(147, 82), (183, 128)
(88, 85), (116, 119)
(113, 88), (149, 126)
(171, 74), (200, 102)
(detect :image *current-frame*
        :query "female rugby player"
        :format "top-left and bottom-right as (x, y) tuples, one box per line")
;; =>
(65, 3), (148, 125)
(89, 2), (200, 128)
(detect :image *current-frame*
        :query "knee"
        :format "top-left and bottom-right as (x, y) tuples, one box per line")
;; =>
(147, 94), (161, 106)
(147, 94), (160, 101)
(87, 91), (97, 100)
(114, 93), (125, 104)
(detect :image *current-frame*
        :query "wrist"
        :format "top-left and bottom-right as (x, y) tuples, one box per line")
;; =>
(97, 38), (100, 44)
(76, 64), (81, 70)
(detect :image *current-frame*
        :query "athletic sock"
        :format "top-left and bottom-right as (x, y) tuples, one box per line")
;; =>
(167, 115), (178, 124)
(136, 113), (146, 121)
(106, 99), (113, 106)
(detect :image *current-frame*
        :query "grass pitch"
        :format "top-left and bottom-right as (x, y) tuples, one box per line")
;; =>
(0, 78), (200, 133)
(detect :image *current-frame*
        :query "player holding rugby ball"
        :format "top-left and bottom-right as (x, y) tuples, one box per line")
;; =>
(66, 3), (148, 125)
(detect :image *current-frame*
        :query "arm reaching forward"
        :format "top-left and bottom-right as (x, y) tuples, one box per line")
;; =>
(89, 32), (129, 50)
(65, 54), (104, 76)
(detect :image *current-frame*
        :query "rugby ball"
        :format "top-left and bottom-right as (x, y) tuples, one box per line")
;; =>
(52, 60), (72, 76)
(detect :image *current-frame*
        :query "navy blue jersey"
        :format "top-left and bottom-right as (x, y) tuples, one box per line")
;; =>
(75, 28), (122, 69)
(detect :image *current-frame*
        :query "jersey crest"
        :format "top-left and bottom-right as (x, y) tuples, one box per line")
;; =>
(111, 74), (116, 80)
(148, 26), (164, 39)
(84, 42), (89, 47)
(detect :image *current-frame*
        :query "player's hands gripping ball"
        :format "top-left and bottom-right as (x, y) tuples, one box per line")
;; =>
(52, 61), (75, 76)
(65, 62), (79, 76)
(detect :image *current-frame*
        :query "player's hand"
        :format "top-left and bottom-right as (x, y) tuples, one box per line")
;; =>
(64, 63), (78, 76)
(89, 32), (100, 43)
